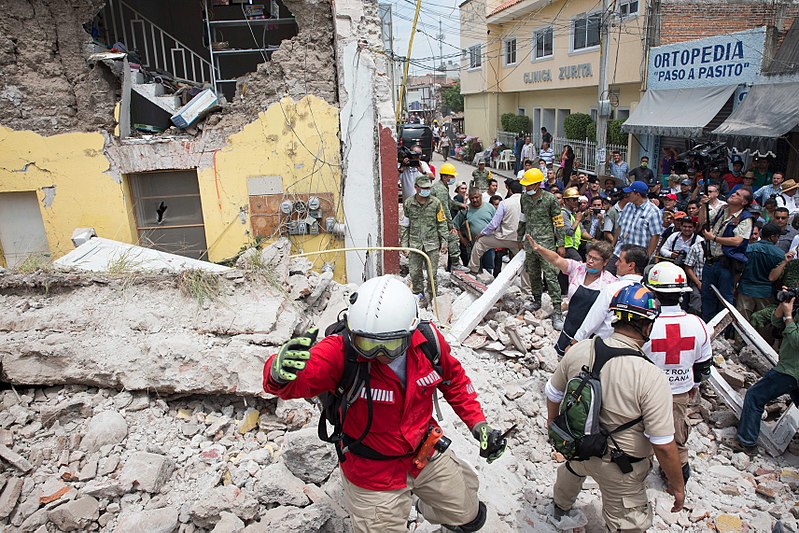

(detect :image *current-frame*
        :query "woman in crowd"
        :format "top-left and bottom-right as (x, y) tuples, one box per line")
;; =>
(559, 145), (575, 183)
(525, 236), (617, 356)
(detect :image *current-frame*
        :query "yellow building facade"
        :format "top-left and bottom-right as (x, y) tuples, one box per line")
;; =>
(460, 0), (645, 147)
(0, 96), (346, 281)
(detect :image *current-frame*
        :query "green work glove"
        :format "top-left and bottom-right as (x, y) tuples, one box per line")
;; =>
(270, 328), (319, 385)
(472, 422), (507, 464)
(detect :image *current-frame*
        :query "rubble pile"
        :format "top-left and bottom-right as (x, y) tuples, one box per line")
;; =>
(2, 248), (799, 531)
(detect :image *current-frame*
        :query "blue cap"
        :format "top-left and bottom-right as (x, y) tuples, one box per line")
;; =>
(623, 181), (649, 194)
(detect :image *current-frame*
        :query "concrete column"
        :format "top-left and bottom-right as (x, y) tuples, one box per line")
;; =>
(333, 0), (398, 281)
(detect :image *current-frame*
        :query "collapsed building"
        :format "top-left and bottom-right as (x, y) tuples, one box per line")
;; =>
(0, 0), (399, 282)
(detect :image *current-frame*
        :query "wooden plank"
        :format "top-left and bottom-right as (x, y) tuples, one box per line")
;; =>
(449, 251), (525, 343)
(119, 57), (132, 139)
(450, 270), (488, 296)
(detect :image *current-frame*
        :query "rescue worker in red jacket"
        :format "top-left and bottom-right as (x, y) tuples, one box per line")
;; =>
(263, 275), (508, 532)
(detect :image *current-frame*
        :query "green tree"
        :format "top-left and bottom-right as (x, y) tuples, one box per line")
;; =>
(441, 82), (464, 114)
(563, 113), (593, 140)
(501, 113), (530, 134)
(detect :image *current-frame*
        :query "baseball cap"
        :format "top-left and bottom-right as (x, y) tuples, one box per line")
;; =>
(762, 222), (788, 239)
(588, 176), (599, 183)
(743, 171), (755, 179)
(608, 186), (625, 198)
(662, 193), (677, 201)
(680, 178), (692, 186)
(673, 211), (687, 220)
(623, 181), (649, 194)
(415, 176), (432, 188)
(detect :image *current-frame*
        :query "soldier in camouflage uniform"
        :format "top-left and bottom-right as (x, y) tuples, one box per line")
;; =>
(470, 160), (492, 193)
(432, 163), (469, 272)
(401, 175), (449, 303)
(516, 167), (567, 329)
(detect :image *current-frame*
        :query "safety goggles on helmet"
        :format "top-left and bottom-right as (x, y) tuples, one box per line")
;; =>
(349, 329), (412, 360)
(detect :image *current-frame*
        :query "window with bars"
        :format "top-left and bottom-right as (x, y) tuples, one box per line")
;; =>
(468, 44), (482, 69)
(572, 12), (601, 51)
(534, 26), (553, 59)
(619, 0), (639, 18)
(504, 38), (517, 65)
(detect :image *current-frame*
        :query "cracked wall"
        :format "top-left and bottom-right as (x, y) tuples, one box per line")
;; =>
(0, 0), (118, 134)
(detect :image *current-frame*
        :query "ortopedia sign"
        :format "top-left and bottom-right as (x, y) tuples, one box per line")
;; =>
(647, 27), (766, 90)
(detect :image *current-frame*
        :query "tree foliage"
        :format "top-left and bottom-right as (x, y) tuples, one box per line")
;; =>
(563, 113), (593, 140)
(586, 119), (628, 145)
(441, 82), (464, 114)
(500, 113), (531, 134)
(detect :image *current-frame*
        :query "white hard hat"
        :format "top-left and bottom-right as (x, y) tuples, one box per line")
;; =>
(645, 262), (692, 293)
(346, 276), (419, 359)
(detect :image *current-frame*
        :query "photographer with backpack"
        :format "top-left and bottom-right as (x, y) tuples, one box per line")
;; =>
(545, 284), (684, 531)
(263, 276), (509, 533)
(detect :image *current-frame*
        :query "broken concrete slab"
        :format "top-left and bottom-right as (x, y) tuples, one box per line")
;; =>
(119, 452), (175, 493)
(54, 237), (230, 273)
(0, 270), (302, 396)
(47, 496), (100, 531)
(0, 476), (23, 519)
(113, 506), (179, 533)
(281, 426), (338, 484)
(80, 411), (128, 452)
(449, 252), (525, 343)
(0, 444), (33, 473)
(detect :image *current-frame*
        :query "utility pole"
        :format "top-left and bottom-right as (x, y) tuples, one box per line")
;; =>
(595, 0), (612, 175)
(437, 19), (444, 118)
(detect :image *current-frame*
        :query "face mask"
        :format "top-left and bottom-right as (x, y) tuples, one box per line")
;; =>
(448, 178), (456, 186)
(586, 267), (600, 274)
(419, 189), (431, 198)
(641, 162), (648, 168)
(526, 190), (536, 196)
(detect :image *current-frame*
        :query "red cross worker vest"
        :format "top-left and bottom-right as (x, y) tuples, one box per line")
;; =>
(642, 305), (712, 394)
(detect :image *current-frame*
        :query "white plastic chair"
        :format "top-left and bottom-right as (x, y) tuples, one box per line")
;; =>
(497, 150), (516, 171)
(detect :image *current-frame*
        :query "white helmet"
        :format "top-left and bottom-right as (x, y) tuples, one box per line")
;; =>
(346, 276), (419, 360)
(645, 262), (692, 293)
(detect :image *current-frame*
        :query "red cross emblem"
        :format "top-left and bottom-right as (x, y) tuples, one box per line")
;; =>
(650, 323), (695, 364)
(674, 274), (685, 284)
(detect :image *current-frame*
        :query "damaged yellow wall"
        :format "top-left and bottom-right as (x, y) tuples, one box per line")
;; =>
(0, 127), (135, 264)
(199, 95), (345, 281)
(0, 95), (345, 280)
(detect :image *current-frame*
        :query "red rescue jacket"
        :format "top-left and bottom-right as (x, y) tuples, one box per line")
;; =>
(263, 323), (485, 491)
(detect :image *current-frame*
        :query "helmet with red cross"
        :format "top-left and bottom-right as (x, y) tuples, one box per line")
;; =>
(609, 283), (661, 322)
(645, 262), (692, 293)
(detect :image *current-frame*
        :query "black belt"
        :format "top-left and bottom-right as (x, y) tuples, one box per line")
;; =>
(341, 434), (417, 461)
(628, 456), (646, 463)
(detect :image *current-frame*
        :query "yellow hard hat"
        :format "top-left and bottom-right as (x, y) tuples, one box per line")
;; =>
(440, 163), (457, 177)
(519, 168), (544, 186)
(563, 187), (580, 199)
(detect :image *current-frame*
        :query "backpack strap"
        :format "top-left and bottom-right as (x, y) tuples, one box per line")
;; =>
(417, 321), (447, 421)
(590, 337), (646, 379)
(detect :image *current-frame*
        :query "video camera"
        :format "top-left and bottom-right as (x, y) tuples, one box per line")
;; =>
(398, 146), (421, 167)
(777, 287), (799, 303)
(674, 141), (728, 175)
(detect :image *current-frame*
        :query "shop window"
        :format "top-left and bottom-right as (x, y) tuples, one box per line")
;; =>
(504, 38), (517, 66)
(468, 44), (482, 69)
(615, 108), (630, 121)
(572, 12), (601, 51)
(534, 27), (553, 60)
(128, 170), (208, 260)
(619, 0), (639, 18)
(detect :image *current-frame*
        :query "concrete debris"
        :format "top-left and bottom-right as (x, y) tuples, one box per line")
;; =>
(0, 477), (23, 519)
(281, 426), (338, 484)
(113, 507), (179, 533)
(190, 486), (259, 527)
(0, 444), (33, 473)
(80, 411), (128, 452)
(119, 452), (175, 493)
(47, 496), (100, 531)
(255, 462), (309, 506)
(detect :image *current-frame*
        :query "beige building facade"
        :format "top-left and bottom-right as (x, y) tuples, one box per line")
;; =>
(460, 0), (646, 148)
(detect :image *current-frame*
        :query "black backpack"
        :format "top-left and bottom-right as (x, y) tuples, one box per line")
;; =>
(317, 313), (447, 462)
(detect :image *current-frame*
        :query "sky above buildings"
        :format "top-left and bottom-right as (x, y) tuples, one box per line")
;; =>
(387, 0), (463, 74)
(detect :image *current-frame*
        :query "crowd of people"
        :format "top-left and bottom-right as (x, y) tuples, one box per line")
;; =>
(266, 140), (799, 533)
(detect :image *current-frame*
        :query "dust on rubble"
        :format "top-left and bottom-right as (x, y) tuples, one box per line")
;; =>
(1, 254), (799, 532)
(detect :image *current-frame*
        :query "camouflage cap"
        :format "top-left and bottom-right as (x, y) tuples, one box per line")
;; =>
(415, 175), (433, 188)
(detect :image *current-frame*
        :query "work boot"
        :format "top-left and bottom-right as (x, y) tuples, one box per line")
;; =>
(551, 310), (564, 331)
(720, 435), (759, 456)
(451, 263), (469, 272)
(550, 504), (587, 530)
(525, 298), (541, 312)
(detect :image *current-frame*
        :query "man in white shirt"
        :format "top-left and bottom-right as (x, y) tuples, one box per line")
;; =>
(399, 145), (433, 201)
(570, 244), (648, 344)
(520, 136), (535, 163)
(643, 262), (712, 483)
(539, 141), (555, 165)
(660, 216), (703, 265)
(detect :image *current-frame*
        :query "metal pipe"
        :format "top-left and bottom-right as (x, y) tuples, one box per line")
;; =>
(394, 0), (422, 125)
(289, 246), (441, 322)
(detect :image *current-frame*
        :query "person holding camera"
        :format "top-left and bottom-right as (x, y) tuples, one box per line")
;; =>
(737, 223), (795, 323)
(399, 145), (433, 202)
(659, 215), (702, 266)
(728, 290), (799, 454)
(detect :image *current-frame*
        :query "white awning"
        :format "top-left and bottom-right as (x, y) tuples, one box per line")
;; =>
(712, 82), (799, 156)
(622, 85), (738, 138)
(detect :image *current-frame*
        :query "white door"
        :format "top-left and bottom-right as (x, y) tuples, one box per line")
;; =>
(0, 191), (50, 268)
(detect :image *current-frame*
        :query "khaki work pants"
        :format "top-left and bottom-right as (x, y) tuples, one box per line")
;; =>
(341, 449), (480, 533)
(468, 235), (530, 291)
(673, 392), (691, 466)
(554, 456), (654, 532)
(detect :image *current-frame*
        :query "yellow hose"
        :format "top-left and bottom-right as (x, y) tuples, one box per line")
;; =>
(395, 0), (423, 125)
(289, 246), (440, 321)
